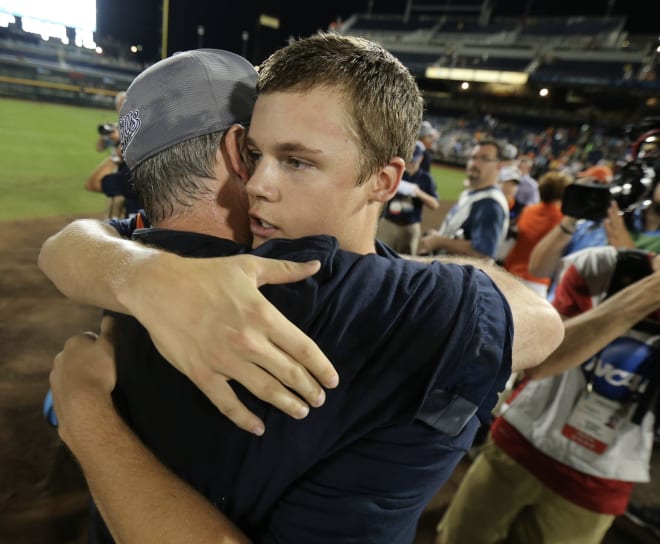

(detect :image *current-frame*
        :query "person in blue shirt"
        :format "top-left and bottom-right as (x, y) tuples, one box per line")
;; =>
(418, 140), (510, 260)
(418, 120), (439, 173)
(378, 141), (440, 255)
(41, 36), (562, 544)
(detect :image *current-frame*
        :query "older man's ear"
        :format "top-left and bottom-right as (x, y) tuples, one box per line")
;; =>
(225, 124), (250, 183)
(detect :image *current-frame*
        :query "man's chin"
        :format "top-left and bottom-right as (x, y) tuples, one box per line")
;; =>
(251, 234), (269, 249)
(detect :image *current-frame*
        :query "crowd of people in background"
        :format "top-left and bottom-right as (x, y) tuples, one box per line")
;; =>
(408, 117), (660, 543)
(428, 113), (630, 182)
(84, 90), (142, 219)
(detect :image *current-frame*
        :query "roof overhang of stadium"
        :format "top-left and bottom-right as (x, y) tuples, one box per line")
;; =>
(425, 66), (529, 85)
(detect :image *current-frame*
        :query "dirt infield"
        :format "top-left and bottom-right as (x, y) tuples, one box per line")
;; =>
(0, 215), (103, 544)
(2, 211), (657, 544)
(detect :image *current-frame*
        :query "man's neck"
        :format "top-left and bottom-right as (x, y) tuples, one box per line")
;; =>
(467, 179), (496, 191)
(153, 208), (244, 243)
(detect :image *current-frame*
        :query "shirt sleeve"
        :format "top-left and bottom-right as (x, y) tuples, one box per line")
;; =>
(415, 264), (514, 431)
(553, 245), (619, 317)
(466, 198), (506, 257)
(552, 263), (593, 318)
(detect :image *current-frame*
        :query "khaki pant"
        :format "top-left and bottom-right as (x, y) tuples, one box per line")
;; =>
(376, 218), (421, 256)
(436, 440), (615, 544)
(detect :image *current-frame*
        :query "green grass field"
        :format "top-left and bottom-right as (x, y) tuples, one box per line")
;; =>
(0, 97), (466, 221)
(430, 163), (465, 201)
(0, 98), (114, 220)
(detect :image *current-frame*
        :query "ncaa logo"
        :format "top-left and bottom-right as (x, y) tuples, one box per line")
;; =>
(583, 337), (656, 402)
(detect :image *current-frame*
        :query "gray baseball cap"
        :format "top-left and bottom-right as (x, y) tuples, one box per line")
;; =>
(119, 49), (258, 170)
(419, 120), (438, 139)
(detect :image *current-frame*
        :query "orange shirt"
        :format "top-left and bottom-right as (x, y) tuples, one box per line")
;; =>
(504, 202), (563, 285)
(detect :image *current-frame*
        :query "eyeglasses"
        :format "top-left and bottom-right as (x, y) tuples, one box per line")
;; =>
(468, 156), (499, 163)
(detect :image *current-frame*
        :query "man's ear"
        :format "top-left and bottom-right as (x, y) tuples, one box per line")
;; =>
(371, 157), (406, 202)
(224, 124), (249, 182)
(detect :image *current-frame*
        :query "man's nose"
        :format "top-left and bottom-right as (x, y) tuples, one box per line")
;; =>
(246, 158), (279, 200)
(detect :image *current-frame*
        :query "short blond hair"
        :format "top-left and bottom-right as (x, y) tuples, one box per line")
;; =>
(257, 33), (424, 185)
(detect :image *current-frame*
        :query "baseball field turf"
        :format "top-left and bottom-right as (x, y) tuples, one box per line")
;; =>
(0, 97), (466, 221)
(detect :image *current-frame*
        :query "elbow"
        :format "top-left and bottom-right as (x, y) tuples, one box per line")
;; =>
(524, 363), (551, 381)
(511, 304), (564, 373)
(85, 178), (100, 193)
(536, 305), (565, 367)
(37, 234), (56, 281)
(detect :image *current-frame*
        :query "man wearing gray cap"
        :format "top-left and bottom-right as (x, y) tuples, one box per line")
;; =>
(43, 35), (562, 543)
(418, 119), (439, 173)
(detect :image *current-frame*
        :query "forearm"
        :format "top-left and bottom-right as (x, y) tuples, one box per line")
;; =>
(526, 272), (660, 379)
(430, 236), (488, 259)
(63, 398), (251, 544)
(85, 158), (117, 192)
(38, 218), (166, 314)
(528, 219), (575, 277)
(417, 190), (440, 210)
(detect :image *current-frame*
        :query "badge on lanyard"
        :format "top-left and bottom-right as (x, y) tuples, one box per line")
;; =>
(561, 382), (634, 455)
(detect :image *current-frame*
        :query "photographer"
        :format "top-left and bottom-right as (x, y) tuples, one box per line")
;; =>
(95, 92), (125, 154)
(86, 91), (141, 218)
(529, 129), (660, 299)
(437, 245), (660, 544)
(85, 147), (141, 218)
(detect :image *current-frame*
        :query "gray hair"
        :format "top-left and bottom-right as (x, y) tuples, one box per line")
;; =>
(131, 131), (225, 223)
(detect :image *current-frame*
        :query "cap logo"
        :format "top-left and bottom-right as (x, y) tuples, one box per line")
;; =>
(119, 110), (141, 153)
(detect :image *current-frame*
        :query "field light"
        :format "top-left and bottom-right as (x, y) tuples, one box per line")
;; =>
(425, 66), (528, 85)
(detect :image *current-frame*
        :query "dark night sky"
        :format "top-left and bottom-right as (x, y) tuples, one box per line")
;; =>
(96, 0), (658, 64)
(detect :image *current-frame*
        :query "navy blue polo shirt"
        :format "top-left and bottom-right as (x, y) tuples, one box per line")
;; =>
(382, 168), (438, 226)
(98, 229), (513, 543)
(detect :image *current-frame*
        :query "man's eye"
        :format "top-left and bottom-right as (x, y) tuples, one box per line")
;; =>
(247, 149), (262, 161)
(288, 157), (311, 170)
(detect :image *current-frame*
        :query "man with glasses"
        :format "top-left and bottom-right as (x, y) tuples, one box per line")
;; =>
(419, 139), (509, 260)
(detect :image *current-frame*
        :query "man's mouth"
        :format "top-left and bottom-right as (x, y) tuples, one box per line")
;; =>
(250, 214), (278, 237)
(255, 217), (274, 228)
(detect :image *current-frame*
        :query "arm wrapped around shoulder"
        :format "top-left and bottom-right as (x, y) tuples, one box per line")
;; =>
(482, 265), (564, 372)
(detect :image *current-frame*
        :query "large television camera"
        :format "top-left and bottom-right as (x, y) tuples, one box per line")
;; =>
(561, 125), (660, 221)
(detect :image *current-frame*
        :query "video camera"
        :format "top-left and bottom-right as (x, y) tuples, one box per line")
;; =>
(98, 123), (117, 136)
(561, 123), (660, 221)
(97, 122), (120, 152)
(561, 163), (655, 221)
